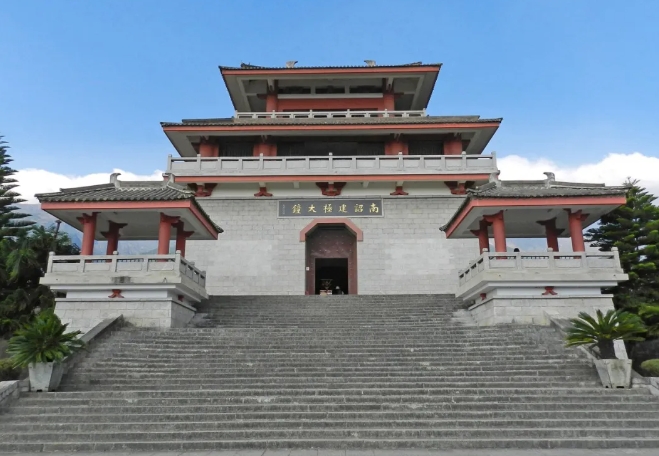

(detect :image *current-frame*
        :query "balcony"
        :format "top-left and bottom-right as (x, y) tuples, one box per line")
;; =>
(167, 153), (497, 178)
(234, 109), (427, 119)
(42, 252), (207, 295)
(458, 250), (625, 290)
(456, 249), (629, 326)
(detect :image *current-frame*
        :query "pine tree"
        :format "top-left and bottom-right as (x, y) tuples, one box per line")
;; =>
(0, 136), (34, 239)
(586, 179), (659, 309)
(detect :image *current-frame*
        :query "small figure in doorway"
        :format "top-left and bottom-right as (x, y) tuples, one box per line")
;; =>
(334, 286), (345, 295)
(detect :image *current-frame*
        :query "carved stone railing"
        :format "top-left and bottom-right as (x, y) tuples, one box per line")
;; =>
(45, 252), (206, 287)
(458, 249), (623, 288)
(234, 109), (427, 119)
(167, 153), (497, 177)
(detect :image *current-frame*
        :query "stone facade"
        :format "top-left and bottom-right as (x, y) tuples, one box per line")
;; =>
(55, 299), (195, 334)
(469, 295), (616, 326)
(186, 196), (478, 295)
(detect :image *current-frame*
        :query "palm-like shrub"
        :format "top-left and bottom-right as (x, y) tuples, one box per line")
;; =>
(6, 310), (84, 368)
(566, 309), (646, 359)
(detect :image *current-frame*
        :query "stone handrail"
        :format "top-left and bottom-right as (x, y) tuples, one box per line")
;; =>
(458, 249), (623, 287)
(234, 109), (427, 119)
(46, 252), (206, 287)
(167, 153), (497, 177)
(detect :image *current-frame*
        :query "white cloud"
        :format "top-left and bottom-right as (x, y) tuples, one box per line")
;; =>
(15, 168), (164, 203)
(497, 152), (659, 196)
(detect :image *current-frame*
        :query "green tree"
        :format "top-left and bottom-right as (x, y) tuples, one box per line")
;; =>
(0, 137), (34, 239)
(0, 224), (80, 336)
(586, 179), (659, 310)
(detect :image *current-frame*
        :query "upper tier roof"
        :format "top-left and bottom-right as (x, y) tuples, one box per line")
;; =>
(161, 115), (501, 128)
(219, 61), (442, 112)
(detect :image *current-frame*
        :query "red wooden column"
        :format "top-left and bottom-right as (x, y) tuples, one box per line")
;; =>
(102, 221), (127, 255)
(158, 214), (180, 255)
(443, 135), (463, 155)
(199, 139), (219, 157)
(538, 218), (560, 252)
(470, 219), (490, 252)
(175, 222), (194, 258)
(484, 211), (506, 252)
(266, 90), (278, 112)
(567, 209), (588, 252)
(77, 213), (98, 255)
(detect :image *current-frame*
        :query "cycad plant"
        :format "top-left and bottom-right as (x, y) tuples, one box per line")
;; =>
(7, 310), (84, 368)
(565, 309), (646, 359)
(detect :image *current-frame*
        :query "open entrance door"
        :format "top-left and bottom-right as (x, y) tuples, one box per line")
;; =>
(305, 225), (357, 295)
(315, 258), (349, 295)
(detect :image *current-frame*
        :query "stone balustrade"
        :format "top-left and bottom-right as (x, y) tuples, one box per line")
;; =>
(234, 109), (427, 119)
(167, 153), (497, 177)
(458, 249), (624, 288)
(45, 252), (206, 288)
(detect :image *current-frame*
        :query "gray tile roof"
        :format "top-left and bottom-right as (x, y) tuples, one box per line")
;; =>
(161, 115), (502, 128)
(440, 174), (628, 232)
(36, 179), (223, 233)
(220, 63), (442, 71)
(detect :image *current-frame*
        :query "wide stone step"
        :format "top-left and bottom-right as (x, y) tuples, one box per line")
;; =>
(8, 401), (657, 416)
(5, 418), (659, 433)
(6, 437), (659, 452)
(4, 427), (659, 444)
(5, 409), (659, 424)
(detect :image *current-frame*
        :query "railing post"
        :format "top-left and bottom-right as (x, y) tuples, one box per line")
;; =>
(491, 151), (497, 170)
(328, 152), (333, 170)
(111, 251), (119, 273)
(461, 151), (467, 170)
(167, 154), (173, 173)
(611, 247), (622, 272)
(346, 109), (351, 118)
(515, 251), (522, 270)
(482, 248), (490, 270)
(47, 252), (55, 273)
(547, 248), (556, 269)
(398, 152), (404, 169)
(174, 250), (183, 275)
(196, 154), (201, 172)
(383, 109), (389, 118)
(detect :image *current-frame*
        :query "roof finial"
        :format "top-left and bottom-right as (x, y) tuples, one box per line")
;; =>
(364, 59), (376, 67)
(285, 60), (298, 68)
(110, 172), (121, 188)
(488, 170), (501, 185)
(543, 171), (556, 187)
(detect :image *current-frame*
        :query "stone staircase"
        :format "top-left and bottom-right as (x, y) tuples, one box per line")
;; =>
(1, 294), (659, 451)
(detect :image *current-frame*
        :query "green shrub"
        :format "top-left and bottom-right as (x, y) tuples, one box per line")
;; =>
(565, 309), (646, 359)
(641, 359), (659, 377)
(0, 358), (21, 381)
(6, 309), (84, 368)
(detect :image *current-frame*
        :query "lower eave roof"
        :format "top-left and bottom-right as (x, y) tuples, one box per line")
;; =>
(36, 180), (223, 233)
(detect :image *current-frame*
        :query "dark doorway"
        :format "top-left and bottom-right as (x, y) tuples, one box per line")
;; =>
(315, 258), (349, 295)
(305, 225), (358, 295)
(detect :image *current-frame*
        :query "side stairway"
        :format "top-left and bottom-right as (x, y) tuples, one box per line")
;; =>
(1, 294), (659, 451)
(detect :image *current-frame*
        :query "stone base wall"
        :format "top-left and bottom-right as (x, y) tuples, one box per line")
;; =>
(187, 197), (477, 295)
(55, 299), (196, 334)
(469, 295), (616, 326)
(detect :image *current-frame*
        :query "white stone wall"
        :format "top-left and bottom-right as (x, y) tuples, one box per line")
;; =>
(55, 299), (195, 334)
(469, 295), (616, 326)
(186, 197), (477, 296)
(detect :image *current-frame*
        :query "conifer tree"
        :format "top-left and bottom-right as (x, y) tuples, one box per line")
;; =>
(586, 179), (659, 309)
(0, 137), (34, 239)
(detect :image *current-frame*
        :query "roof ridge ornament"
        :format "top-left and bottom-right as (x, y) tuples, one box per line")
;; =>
(110, 173), (121, 189)
(543, 171), (556, 187)
(162, 173), (175, 187)
(364, 60), (376, 67)
(488, 170), (501, 185)
(285, 60), (298, 68)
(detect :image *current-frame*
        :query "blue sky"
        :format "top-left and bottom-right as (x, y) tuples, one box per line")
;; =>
(2, 0), (659, 198)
